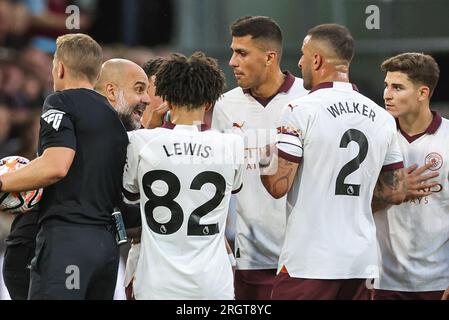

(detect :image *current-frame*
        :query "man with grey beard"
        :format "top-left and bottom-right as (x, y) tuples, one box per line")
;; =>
(96, 59), (150, 130)
(96, 59), (151, 299)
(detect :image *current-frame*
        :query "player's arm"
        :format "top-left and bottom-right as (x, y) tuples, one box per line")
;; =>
(371, 162), (439, 213)
(260, 148), (299, 199)
(372, 167), (407, 212)
(0, 147), (75, 193)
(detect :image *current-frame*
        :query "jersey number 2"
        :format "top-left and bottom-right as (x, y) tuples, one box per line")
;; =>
(142, 170), (225, 236)
(335, 129), (368, 196)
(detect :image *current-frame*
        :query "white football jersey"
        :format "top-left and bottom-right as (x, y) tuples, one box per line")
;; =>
(212, 73), (308, 269)
(375, 113), (449, 291)
(277, 82), (403, 279)
(123, 124), (244, 299)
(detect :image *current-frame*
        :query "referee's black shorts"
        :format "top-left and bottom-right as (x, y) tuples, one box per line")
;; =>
(28, 219), (119, 300)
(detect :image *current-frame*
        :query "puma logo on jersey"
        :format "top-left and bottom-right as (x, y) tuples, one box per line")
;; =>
(287, 104), (298, 112)
(232, 122), (245, 129)
(42, 109), (66, 131)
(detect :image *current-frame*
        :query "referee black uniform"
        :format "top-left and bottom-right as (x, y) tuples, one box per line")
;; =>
(2, 210), (38, 300)
(28, 88), (128, 299)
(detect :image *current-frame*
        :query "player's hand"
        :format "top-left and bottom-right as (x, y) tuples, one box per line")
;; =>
(258, 144), (276, 175)
(442, 286), (449, 300)
(141, 102), (170, 129)
(404, 163), (439, 201)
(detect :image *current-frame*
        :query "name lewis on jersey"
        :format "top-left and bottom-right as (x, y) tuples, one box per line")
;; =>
(327, 101), (376, 122)
(163, 142), (212, 158)
(42, 109), (66, 131)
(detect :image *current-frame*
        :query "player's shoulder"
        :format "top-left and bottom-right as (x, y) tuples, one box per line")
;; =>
(436, 114), (449, 133)
(356, 92), (394, 119)
(44, 89), (104, 112)
(128, 128), (164, 144)
(215, 87), (246, 107)
(222, 86), (245, 99)
(42, 91), (79, 119)
(290, 77), (308, 95)
(43, 91), (66, 109)
(439, 114), (449, 126)
(206, 128), (243, 144)
(286, 90), (321, 112)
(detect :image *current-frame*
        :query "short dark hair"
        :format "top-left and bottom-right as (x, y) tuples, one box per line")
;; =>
(141, 57), (166, 78)
(307, 24), (354, 64)
(230, 16), (283, 57)
(381, 52), (440, 96)
(155, 52), (226, 110)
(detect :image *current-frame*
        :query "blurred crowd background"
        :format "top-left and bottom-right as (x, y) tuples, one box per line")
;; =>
(1, 0), (448, 299)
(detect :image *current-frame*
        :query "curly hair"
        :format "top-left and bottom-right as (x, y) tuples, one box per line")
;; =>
(155, 52), (226, 110)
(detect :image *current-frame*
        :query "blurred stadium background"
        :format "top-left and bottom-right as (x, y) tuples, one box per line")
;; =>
(1, 0), (448, 299)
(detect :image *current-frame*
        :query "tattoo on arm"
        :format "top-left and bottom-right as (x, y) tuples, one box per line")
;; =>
(269, 158), (297, 196)
(271, 167), (293, 196)
(373, 169), (406, 205)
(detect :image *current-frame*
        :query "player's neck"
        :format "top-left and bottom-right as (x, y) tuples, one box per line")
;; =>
(170, 107), (205, 126)
(313, 64), (350, 87)
(59, 78), (94, 91)
(398, 105), (433, 136)
(250, 69), (285, 99)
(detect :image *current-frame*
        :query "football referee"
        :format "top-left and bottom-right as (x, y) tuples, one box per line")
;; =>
(0, 34), (128, 299)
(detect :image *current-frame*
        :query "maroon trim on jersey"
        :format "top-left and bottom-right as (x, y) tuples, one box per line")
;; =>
(397, 111), (442, 143)
(232, 184), (243, 194)
(381, 161), (404, 172)
(308, 82), (359, 94)
(243, 71), (296, 107)
(122, 187), (140, 202)
(277, 71), (296, 93)
(277, 148), (302, 164)
(162, 121), (210, 131)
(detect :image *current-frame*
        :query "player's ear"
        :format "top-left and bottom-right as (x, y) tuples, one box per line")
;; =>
(204, 102), (212, 112)
(313, 53), (323, 71)
(266, 50), (277, 66)
(105, 83), (117, 102)
(57, 61), (64, 79)
(417, 85), (430, 101)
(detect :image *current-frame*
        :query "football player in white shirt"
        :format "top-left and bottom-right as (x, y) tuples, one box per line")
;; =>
(122, 52), (244, 300)
(212, 16), (307, 300)
(373, 53), (449, 300)
(260, 24), (409, 300)
(123, 57), (168, 300)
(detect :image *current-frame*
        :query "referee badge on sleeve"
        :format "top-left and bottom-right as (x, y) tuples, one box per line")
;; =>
(42, 109), (66, 131)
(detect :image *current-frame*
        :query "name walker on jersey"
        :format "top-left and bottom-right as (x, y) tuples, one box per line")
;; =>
(327, 101), (376, 122)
